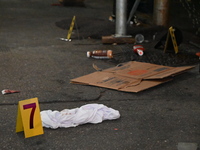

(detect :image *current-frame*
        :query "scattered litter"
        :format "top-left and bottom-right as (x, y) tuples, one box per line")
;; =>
(135, 34), (144, 43)
(196, 52), (200, 58)
(71, 61), (194, 93)
(2, 89), (20, 95)
(92, 63), (102, 71)
(87, 50), (113, 59)
(60, 38), (71, 42)
(177, 142), (198, 150)
(133, 45), (144, 56)
(40, 104), (120, 129)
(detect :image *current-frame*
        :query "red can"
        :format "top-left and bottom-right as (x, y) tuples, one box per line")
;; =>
(133, 45), (144, 56)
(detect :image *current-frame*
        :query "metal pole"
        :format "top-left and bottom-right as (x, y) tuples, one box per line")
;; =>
(127, 0), (141, 24)
(154, 0), (170, 27)
(115, 0), (127, 37)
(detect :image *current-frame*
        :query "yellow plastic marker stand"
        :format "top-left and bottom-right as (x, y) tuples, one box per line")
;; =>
(67, 16), (76, 41)
(164, 26), (179, 54)
(16, 97), (44, 138)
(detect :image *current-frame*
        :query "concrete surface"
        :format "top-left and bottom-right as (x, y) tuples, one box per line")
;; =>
(0, 0), (200, 150)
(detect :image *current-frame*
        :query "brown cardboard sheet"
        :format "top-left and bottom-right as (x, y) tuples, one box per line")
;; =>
(71, 61), (194, 93)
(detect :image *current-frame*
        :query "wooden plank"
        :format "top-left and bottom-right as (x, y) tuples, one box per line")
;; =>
(102, 36), (135, 44)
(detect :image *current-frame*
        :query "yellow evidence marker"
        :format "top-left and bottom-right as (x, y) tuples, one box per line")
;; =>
(60, 16), (76, 41)
(67, 15), (76, 41)
(16, 97), (44, 138)
(164, 26), (179, 54)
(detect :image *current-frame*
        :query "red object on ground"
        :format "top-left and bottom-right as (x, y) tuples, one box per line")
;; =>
(196, 52), (200, 57)
(133, 45), (144, 56)
(196, 52), (200, 73)
(2, 89), (20, 95)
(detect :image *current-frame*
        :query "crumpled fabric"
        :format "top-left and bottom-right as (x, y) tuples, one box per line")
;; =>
(40, 104), (120, 129)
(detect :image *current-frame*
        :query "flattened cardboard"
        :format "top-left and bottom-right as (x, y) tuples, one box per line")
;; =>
(71, 61), (194, 93)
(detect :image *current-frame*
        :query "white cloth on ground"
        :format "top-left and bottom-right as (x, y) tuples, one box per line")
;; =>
(40, 104), (120, 129)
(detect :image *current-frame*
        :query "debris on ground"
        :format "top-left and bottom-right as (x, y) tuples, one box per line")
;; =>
(135, 34), (144, 43)
(2, 89), (20, 95)
(133, 45), (144, 56)
(92, 63), (102, 71)
(87, 50), (113, 59)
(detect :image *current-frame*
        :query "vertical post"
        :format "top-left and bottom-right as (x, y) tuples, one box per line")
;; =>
(115, 0), (127, 37)
(154, 0), (170, 27)
(127, 0), (141, 24)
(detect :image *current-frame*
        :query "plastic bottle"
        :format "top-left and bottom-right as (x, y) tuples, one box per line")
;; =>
(87, 50), (113, 59)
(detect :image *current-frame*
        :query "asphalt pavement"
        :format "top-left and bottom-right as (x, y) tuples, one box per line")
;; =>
(0, 0), (200, 150)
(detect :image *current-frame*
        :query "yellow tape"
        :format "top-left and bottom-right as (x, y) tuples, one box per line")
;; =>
(67, 16), (76, 40)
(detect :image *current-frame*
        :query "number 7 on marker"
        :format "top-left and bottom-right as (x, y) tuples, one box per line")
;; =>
(23, 103), (36, 129)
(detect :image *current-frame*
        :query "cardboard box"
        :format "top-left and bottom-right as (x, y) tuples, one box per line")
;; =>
(71, 61), (194, 93)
